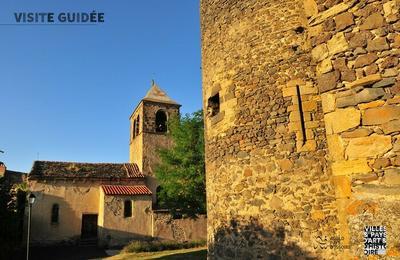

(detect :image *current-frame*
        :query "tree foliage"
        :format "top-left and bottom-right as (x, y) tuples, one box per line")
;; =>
(155, 110), (205, 218)
(0, 177), (27, 259)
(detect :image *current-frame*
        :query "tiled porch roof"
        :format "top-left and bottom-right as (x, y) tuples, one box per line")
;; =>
(102, 185), (152, 196)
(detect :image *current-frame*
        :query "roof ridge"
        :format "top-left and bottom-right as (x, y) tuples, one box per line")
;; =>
(142, 81), (179, 105)
(33, 160), (134, 165)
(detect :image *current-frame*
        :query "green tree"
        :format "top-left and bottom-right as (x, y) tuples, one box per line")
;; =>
(155, 110), (205, 218)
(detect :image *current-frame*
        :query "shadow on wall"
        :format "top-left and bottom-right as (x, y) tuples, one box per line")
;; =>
(208, 218), (316, 260)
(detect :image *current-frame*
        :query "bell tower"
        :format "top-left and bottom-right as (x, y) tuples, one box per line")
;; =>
(129, 81), (180, 202)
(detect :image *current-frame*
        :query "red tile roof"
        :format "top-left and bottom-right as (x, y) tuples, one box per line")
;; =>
(102, 185), (152, 196)
(124, 163), (143, 178)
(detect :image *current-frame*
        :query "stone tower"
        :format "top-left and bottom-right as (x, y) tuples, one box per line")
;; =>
(129, 81), (180, 203)
(201, 0), (400, 259)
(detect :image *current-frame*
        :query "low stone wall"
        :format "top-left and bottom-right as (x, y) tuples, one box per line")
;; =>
(153, 212), (207, 242)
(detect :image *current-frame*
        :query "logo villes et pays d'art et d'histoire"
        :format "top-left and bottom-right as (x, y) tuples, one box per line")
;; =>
(13, 11), (104, 24)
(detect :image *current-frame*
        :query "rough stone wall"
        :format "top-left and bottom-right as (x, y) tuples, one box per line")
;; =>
(129, 101), (179, 203)
(129, 103), (144, 169)
(201, 1), (340, 258)
(201, 0), (400, 259)
(153, 213), (207, 242)
(308, 0), (400, 257)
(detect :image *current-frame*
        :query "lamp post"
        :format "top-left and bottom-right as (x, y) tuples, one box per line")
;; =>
(27, 193), (36, 260)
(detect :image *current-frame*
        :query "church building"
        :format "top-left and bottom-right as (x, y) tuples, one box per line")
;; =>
(28, 82), (184, 247)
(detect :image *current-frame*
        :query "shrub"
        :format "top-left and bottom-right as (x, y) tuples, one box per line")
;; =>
(122, 239), (206, 253)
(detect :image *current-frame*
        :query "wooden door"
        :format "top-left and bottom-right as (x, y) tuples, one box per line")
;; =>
(81, 214), (98, 238)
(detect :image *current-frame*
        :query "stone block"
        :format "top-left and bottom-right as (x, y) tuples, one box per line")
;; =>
(381, 57), (399, 69)
(277, 159), (293, 171)
(327, 134), (345, 160)
(335, 12), (354, 31)
(302, 100), (317, 111)
(354, 53), (378, 68)
(364, 64), (379, 76)
(357, 100), (385, 110)
(349, 31), (371, 48)
(309, 2), (350, 26)
(297, 139), (317, 152)
(308, 24), (323, 37)
(317, 71), (339, 93)
(381, 119), (400, 134)
(372, 158), (391, 169)
(324, 107), (361, 134)
(362, 105), (400, 125)
(332, 175), (351, 198)
(341, 128), (372, 138)
(299, 85), (318, 95)
(336, 88), (385, 108)
(345, 74), (382, 88)
(366, 37), (389, 52)
(345, 135), (392, 159)
(304, 0), (318, 18)
(393, 156), (400, 166)
(383, 68), (399, 78)
(360, 13), (385, 30)
(282, 87), (297, 97)
(331, 159), (371, 176)
(269, 196), (283, 210)
(383, 1), (398, 17)
(383, 168), (400, 185)
(392, 34), (400, 48)
(321, 92), (336, 113)
(372, 78), (396, 88)
(333, 58), (347, 72)
(341, 70), (356, 82)
(327, 32), (349, 55)
(312, 44), (329, 62)
(316, 58), (333, 75)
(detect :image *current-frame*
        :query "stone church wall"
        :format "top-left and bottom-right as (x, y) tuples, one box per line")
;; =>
(140, 101), (179, 203)
(201, 0), (400, 258)
(308, 0), (400, 257)
(153, 212), (207, 242)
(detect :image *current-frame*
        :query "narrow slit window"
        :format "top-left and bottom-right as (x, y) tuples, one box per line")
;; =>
(133, 119), (137, 138)
(124, 200), (132, 218)
(207, 93), (220, 117)
(296, 85), (306, 145)
(51, 204), (59, 224)
(136, 115), (140, 136)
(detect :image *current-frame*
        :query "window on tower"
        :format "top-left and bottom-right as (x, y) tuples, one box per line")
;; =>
(136, 115), (140, 136)
(155, 110), (167, 133)
(132, 119), (137, 138)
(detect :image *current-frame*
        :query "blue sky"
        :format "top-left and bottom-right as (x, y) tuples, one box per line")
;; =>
(0, 1), (202, 172)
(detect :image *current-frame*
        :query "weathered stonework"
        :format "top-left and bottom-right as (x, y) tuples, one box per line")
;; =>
(129, 84), (180, 203)
(201, 0), (400, 258)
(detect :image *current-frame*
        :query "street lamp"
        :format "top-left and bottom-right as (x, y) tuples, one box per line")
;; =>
(27, 193), (36, 260)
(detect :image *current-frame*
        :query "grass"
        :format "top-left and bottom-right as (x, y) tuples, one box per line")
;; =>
(121, 240), (206, 253)
(107, 246), (207, 260)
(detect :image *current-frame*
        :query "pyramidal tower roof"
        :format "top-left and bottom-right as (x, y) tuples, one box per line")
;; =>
(142, 80), (179, 105)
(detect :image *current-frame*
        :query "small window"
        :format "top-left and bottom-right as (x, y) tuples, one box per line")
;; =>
(155, 110), (167, 133)
(124, 200), (132, 218)
(136, 115), (140, 136)
(207, 93), (220, 117)
(133, 119), (137, 138)
(51, 204), (59, 224)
